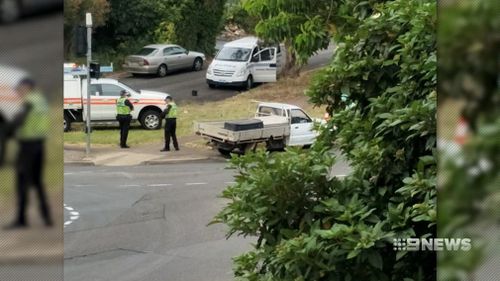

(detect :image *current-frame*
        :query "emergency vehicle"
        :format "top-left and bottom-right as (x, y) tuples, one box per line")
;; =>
(63, 69), (170, 131)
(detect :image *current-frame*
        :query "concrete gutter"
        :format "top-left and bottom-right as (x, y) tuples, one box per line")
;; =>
(63, 160), (95, 166)
(142, 156), (225, 165)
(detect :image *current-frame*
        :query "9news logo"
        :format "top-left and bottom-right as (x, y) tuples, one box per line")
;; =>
(393, 238), (472, 251)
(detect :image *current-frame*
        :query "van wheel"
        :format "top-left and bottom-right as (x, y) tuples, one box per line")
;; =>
(64, 115), (72, 132)
(208, 83), (216, 89)
(140, 110), (161, 130)
(192, 58), (203, 71)
(244, 75), (253, 91)
(157, 64), (168, 77)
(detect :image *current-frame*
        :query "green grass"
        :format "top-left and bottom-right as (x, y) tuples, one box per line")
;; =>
(64, 71), (325, 146)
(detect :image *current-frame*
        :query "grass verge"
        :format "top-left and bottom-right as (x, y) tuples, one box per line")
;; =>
(64, 71), (325, 146)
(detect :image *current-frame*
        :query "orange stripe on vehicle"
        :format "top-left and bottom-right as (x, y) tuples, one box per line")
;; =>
(0, 96), (20, 102)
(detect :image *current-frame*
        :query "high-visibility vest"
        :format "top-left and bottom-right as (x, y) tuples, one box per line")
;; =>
(116, 97), (131, 115)
(166, 103), (177, 118)
(18, 91), (49, 140)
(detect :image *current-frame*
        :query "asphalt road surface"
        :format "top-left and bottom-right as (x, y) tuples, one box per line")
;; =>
(64, 157), (350, 281)
(120, 44), (335, 103)
(0, 12), (63, 99)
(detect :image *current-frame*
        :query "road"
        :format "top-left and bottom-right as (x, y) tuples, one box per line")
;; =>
(0, 12), (63, 99)
(64, 158), (350, 281)
(119, 44), (335, 103)
(64, 161), (249, 281)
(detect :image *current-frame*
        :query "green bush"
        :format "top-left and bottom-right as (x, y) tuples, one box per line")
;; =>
(213, 0), (437, 280)
(154, 0), (226, 56)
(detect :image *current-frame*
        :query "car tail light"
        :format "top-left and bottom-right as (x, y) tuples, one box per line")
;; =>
(143, 59), (149, 66)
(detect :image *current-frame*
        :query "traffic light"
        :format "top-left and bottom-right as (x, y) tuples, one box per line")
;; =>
(89, 62), (100, 79)
(74, 26), (87, 57)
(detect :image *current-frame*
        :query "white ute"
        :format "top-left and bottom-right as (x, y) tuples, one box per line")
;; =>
(64, 73), (170, 131)
(194, 102), (321, 156)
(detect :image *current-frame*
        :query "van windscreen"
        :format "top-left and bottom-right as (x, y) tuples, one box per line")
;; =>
(215, 47), (252, 62)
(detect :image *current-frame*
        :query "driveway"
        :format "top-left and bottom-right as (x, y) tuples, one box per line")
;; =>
(119, 43), (335, 103)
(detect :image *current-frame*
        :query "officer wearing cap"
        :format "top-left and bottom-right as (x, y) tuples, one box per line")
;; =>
(116, 90), (134, 148)
(160, 96), (179, 151)
(4, 78), (52, 229)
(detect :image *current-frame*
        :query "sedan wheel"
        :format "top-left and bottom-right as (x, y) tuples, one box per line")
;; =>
(157, 65), (168, 77)
(0, 0), (20, 23)
(193, 58), (203, 71)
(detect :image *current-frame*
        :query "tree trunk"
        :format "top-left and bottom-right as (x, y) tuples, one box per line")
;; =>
(280, 43), (302, 78)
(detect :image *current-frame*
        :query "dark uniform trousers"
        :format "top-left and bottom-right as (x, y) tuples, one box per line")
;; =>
(164, 118), (179, 150)
(16, 140), (51, 225)
(116, 114), (132, 147)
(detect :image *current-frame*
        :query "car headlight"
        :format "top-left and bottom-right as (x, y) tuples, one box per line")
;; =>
(207, 67), (212, 75)
(235, 68), (245, 76)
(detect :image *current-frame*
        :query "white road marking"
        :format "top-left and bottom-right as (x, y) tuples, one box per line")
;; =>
(74, 184), (96, 187)
(148, 184), (173, 187)
(120, 184), (141, 187)
(64, 204), (80, 228)
(185, 182), (207, 186)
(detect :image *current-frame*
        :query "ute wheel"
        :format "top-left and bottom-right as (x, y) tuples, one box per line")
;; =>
(218, 148), (232, 157)
(192, 58), (203, 71)
(64, 114), (72, 132)
(140, 110), (161, 130)
(242, 143), (257, 154)
(157, 64), (168, 77)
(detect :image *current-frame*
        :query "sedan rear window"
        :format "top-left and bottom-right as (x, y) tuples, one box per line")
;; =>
(135, 48), (158, 56)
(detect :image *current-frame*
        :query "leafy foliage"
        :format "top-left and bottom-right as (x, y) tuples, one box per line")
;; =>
(214, 0), (437, 280)
(242, 0), (334, 75)
(65, 0), (226, 60)
(155, 0), (226, 56)
(224, 0), (259, 33)
(63, 0), (111, 54)
(437, 1), (500, 280)
(438, 0), (500, 127)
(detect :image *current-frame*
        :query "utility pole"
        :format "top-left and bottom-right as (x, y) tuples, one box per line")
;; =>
(85, 13), (92, 156)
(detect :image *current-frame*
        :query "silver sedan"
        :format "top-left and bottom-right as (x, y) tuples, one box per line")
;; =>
(123, 44), (206, 77)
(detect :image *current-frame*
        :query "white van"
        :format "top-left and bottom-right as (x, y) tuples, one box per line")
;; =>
(64, 73), (169, 131)
(206, 37), (285, 90)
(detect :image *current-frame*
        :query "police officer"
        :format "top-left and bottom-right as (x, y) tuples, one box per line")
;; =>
(4, 78), (52, 229)
(116, 90), (133, 148)
(160, 96), (179, 151)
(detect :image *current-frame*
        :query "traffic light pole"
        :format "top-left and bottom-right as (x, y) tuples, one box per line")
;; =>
(85, 13), (92, 156)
